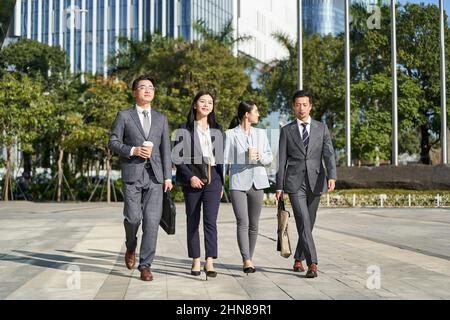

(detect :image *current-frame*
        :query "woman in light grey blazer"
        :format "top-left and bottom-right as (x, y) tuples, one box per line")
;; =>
(224, 101), (273, 274)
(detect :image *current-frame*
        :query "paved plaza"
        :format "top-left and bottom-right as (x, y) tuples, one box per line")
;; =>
(0, 201), (449, 300)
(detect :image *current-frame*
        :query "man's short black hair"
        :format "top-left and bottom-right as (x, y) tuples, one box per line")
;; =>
(292, 90), (313, 105)
(131, 75), (156, 91)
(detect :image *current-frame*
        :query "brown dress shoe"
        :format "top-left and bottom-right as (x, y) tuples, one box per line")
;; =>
(306, 263), (318, 278)
(293, 260), (305, 272)
(125, 250), (135, 270)
(140, 268), (153, 281)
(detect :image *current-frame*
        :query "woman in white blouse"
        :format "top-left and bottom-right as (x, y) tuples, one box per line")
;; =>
(224, 101), (273, 273)
(174, 90), (224, 279)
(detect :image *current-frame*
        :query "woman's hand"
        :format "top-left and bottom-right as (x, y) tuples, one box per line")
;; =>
(190, 176), (205, 189)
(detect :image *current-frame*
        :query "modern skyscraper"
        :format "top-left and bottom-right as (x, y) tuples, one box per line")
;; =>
(0, 0), (16, 47)
(5, 0), (296, 75)
(302, 0), (388, 36)
(302, 0), (345, 36)
(6, 0), (235, 75)
(236, 0), (296, 62)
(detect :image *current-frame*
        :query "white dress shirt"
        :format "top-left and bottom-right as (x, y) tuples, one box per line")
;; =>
(195, 121), (216, 166)
(130, 105), (151, 157)
(297, 116), (311, 139)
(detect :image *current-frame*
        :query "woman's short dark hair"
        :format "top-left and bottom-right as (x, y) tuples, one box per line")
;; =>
(292, 90), (313, 105)
(228, 100), (256, 129)
(131, 75), (156, 91)
(186, 90), (221, 130)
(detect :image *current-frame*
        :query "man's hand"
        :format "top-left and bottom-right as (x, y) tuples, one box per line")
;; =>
(164, 180), (173, 192)
(133, 146), (151, 159)
(275, 191), (284, 201)
(190, 176), (205, 189)
(328, 179), (336, 192)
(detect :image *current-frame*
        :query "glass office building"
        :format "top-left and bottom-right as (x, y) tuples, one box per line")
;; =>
(0, 0), (16, 47)
(302, 0), (389, 36)
(302, 0), (345, 36)
(8, 0), (233, 75)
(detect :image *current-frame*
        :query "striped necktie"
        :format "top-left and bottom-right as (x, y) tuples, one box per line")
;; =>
(301, 123), (309, 150)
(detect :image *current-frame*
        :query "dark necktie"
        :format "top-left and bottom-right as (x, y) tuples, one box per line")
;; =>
(301, 123), (309, 150)
(142, 110), (150, 137)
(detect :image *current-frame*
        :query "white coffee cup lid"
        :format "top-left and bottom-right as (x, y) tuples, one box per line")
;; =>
(143, 141), (153, 146)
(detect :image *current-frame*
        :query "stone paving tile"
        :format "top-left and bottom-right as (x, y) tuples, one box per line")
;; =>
(1, 202), (450, 300)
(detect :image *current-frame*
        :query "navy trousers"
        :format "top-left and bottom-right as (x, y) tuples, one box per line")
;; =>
(183, 166), (222, 259)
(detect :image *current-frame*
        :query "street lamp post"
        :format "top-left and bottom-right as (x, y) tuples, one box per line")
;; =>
(345, 0), (351, 167)
(439, 0), (448, 164)
(391, 0), (398, 166)
(297, 0), (303, 90)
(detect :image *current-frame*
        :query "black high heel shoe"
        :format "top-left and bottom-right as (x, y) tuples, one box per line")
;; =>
(243, 266), (256, 274)
(191, 269), (201, 276)
(191, 263), (201, 276)
(204, 266), (217, 280)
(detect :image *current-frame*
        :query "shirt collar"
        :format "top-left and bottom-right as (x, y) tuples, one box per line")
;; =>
(297, 116), (311, 126)
(194, 121), (210, 134)
(136, 105), (151, 114)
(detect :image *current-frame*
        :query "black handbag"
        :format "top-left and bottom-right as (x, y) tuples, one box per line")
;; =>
(187, 158), (211, 185)
(160, 190), (176, 235)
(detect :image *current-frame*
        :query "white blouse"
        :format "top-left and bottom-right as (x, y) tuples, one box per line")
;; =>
(195, 121), (216, 166)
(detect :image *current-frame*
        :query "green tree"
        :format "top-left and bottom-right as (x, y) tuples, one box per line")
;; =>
(69, 77), (129, 202)
(259, 32), (345, 147)
(0, 73), (50, 200)
(0, 39), (67, 89)
(112, 29), (266, 131)
(44, 75), (85, 202)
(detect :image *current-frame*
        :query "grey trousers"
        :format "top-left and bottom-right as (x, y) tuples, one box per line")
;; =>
(230, 186), (264, 261)
(288, 179), (321, 265)
(123, 167), (163, 271)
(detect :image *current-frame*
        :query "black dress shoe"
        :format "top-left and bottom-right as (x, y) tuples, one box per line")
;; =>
(243, 266), (256, 274)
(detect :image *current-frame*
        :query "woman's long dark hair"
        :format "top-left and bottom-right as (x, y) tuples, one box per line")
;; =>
(228, 100), (256, 129)
(186, 90), (221, 130)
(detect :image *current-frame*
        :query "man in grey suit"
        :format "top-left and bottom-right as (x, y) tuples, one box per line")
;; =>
(276, 90), (336, 279)
(108, 75), (173, 281)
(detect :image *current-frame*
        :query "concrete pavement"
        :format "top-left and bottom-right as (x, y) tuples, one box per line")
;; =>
(0, 202), (449, 300)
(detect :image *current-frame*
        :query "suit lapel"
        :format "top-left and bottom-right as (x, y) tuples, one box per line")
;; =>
(147, 109), (158, 141)
(129, 107), (147, 139)
(289, 121), (306, 155)
(307, 120), (320, 156)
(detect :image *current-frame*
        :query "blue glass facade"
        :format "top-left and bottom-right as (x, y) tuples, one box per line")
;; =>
(179, 0), (232, 41)
(9, 0), (233, 75)
(303, 0), (345, 36)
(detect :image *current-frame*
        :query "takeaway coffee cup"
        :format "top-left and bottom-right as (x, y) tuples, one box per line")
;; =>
(142, 141), (153, 158)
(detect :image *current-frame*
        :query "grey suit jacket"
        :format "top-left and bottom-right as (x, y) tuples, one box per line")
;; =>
(276, 119), (337, 195)
(224, 126), (273, 191)
(108, 107), (172, 184)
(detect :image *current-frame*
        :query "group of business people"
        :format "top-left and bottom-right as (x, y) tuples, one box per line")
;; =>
(108, 75), (337, 282)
